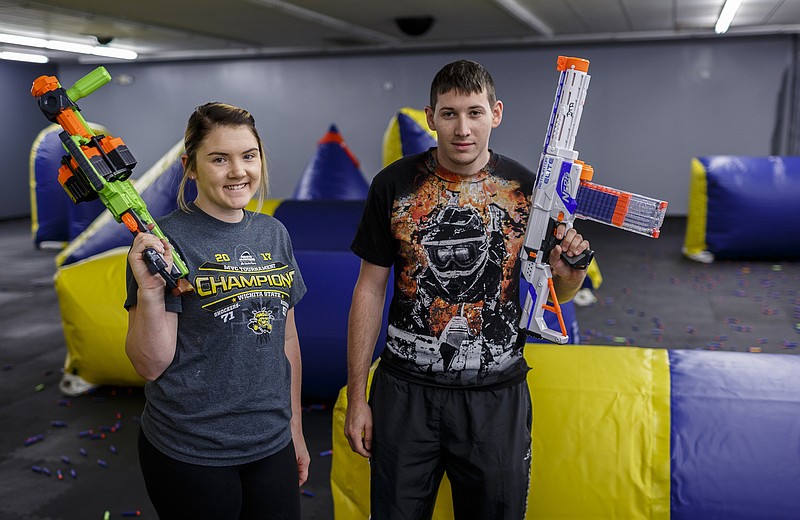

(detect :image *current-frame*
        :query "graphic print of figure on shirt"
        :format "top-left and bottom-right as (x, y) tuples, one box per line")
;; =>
(388, 198), (522, 382)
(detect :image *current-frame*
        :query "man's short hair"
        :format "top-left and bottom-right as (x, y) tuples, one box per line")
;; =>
(429, 60), (497, 109)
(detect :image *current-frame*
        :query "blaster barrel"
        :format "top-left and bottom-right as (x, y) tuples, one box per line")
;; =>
(66, 67), (111, 102)
(519, 56), (594, 344)
(543, 56), (590, 160)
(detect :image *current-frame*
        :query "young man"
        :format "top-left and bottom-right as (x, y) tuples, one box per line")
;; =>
(345, 60), (589, 519)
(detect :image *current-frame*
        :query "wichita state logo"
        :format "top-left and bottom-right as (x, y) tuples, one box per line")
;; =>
(247, 308), (274, 335)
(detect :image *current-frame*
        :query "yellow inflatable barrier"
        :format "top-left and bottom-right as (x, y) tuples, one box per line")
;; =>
(682, 158), (710, 261)
(332, 344), (671, 519)
(53, 200), (283, 395)
(381, 107), (436, 168)
(55, 247), (141, 393)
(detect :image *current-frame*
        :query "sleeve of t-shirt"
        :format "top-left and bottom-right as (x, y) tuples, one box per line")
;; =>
(284, 230), (307, 309)
(351, 173), (395, 268)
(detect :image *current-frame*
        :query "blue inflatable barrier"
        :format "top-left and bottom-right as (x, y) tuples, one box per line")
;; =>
(684, 156), (800, 262)
(292, 125), (368, 200)
(669, 349), (800, 520)
(30, 124), (107, 248)
(381, 107), (436, 168)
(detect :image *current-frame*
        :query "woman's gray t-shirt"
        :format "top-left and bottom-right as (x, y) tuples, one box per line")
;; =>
(125, 204), (306, 466)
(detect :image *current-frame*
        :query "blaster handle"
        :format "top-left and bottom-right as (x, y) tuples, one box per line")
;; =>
(541, 220), (595, 270)
(561, 248), (594, 270)
(121, 210), (195, 297)
(141, 249), (194, 297)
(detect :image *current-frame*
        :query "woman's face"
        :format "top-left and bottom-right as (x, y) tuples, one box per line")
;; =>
(190, 125), (261, 222)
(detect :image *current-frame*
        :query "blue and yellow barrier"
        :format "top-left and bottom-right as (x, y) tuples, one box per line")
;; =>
(381, 107), (436, 167)
(332, 346), (800, 519)
(684, 156), (800, 262)
(293, 125), (368, 200)
(29, 123), (109, 248)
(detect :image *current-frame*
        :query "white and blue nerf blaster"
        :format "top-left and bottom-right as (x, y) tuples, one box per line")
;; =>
(520, 56), (668, 344)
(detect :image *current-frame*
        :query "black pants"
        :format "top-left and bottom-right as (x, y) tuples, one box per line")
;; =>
(369, 367), (532, 520)
(138, 429), (300, 520)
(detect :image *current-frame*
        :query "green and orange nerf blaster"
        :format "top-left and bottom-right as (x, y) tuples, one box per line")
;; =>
(31, 67), (194, 296)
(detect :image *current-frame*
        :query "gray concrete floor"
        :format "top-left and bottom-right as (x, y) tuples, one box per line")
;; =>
(573, 217), (800, 355)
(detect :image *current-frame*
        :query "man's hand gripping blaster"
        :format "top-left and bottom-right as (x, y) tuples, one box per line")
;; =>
(520, 56), (667, 344)
(31, 67), (194, 296)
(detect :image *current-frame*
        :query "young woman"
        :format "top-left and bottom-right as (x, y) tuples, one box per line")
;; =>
(125, 102), (309, 519)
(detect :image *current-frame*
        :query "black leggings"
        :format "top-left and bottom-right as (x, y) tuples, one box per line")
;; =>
(138, 429), (300, 520)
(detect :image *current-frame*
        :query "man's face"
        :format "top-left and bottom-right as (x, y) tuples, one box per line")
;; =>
(425, 89), (503, 176)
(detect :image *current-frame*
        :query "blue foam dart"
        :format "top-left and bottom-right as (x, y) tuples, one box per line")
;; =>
(292, 125), (368, 200)
(575, 180), (668, 238)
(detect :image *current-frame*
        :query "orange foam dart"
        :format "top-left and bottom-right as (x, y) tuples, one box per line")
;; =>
(557, 56), (590, 73)
(650, 201), (669, 238)
(580, 181), (631, 227)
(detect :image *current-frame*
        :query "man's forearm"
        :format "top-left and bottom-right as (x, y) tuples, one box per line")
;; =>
(346, 283), (386, 402)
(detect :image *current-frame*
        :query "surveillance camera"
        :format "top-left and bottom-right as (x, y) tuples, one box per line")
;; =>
(96, 36), (114, 45)
(394, 16), (435, 37)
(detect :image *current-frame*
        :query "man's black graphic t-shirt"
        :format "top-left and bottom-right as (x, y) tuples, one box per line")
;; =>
(352, 150), (534, 388)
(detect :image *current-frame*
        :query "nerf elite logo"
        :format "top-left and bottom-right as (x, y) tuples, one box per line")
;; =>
(195, 271), (295, 297)
(537, 157), (556, 188)
(557, 162), (578, 214)
(559, 166), (572, 198)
